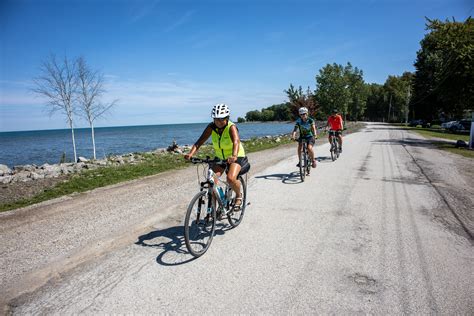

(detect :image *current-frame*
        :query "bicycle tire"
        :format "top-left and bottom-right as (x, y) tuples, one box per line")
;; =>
(331, 139), (336, 161)
(299, 149), (305, 181)
(305, 150), (311, 175)
(184, 191), (216, 257)
(227, 175), (247, 227)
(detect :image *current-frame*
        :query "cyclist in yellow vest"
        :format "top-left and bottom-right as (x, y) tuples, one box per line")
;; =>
(184, 103), (249, 210)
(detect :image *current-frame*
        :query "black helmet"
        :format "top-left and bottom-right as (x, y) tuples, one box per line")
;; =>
(332, 109), (338, 114)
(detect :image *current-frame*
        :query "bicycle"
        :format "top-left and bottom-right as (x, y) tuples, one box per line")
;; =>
(184, 157), (248, 258)
(296, 139), (312, 181)
(328, 130), (341, 161)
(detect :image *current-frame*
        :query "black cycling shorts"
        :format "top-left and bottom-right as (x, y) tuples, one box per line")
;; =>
(214, 156), (251, 175)
(298, 136), (315, 146)
(329, 130), (342, 137)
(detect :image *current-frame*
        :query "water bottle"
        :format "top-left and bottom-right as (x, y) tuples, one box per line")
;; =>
(217, 186), (225, 202)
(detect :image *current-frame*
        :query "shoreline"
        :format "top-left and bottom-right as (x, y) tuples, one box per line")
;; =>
(0, 122), (365, 212)
(0, 121), (297, 168)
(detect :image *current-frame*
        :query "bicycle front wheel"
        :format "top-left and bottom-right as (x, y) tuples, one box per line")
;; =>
(305, 151), (311, 175)
(330, 140), (336, 161)
(299, 152), (305, 181)
(184, 191), (216, 257)
(227, 175), (247, 227)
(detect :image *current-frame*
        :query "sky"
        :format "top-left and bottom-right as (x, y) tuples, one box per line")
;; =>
(0, 0), (471, 132)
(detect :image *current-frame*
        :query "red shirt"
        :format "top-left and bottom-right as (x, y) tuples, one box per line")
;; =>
(327, 114), (343, 130)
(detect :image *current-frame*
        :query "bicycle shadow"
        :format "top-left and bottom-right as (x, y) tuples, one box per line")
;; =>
(255, 171), (303, 184)
(135, 221), (231, 266)
(317, 156), (335, 163)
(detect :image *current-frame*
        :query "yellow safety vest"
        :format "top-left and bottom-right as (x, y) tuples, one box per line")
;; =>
(211, 121), (245, 159)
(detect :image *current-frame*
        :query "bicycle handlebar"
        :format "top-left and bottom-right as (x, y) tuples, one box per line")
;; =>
(189, 156), (227, 166)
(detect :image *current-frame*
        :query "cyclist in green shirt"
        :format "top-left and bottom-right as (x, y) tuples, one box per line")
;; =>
(291, 107), (318, 168)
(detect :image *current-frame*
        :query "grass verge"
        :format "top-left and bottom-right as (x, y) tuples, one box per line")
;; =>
(433, 143), (474, 158)
(393, 124), (473, 158)
(395, 124), (470, 142)
(0, 122), (364, 212)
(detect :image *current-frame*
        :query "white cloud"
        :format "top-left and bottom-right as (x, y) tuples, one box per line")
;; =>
(163, 10), (195, 33)
(1, 76), (287, 131)
(128, 0), (161, 24)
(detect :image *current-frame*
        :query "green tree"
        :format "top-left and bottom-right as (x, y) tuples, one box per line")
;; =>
(245, 110), (262, 121)
(412, 17), (473, 120)
(345, 63), (367, 120)
(384, 72), (413, 122)
(267, 103), (292, 121)
(365, 83), (386, 121)
(261, 109), (275, 121)
(315, 63), (350, 119)
(284, 84), (318, 120)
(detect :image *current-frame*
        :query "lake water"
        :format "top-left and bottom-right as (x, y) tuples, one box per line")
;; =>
(0, 122), (294, 167)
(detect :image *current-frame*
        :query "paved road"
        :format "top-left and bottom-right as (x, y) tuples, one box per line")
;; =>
(2, 123), (473, 314)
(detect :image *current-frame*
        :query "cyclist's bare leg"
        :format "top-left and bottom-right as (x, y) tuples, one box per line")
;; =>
(308, 143), (317, 167)
(337, 135), (343, 149)
(226, 163), (242, 206)
(297, 142), (302, 160)
(328, 134), (333, 146)
(307, 144), (315, 161)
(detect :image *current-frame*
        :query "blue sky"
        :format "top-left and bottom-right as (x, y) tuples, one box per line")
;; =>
(0, 0), (471, 132)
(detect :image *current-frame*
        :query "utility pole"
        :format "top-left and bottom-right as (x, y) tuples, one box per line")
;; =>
(405, 86), (411, 125)
(388, 94), (392, 123)
(470, 112), (474, 149)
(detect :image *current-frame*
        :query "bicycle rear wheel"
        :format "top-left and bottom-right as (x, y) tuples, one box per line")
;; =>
(227, 175), (247, 228)
(184, 191), (216, 257)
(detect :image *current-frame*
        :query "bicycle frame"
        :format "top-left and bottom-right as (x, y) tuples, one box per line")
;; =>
(204, 167), (232, 211)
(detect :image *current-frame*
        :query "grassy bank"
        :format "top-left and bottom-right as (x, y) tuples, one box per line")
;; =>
(0, 123), (364, 212)
(395, 124), (473, 158)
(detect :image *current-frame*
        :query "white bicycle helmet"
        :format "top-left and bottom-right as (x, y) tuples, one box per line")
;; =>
(298, 107), (308, 115)
(211, 103), (230, 119)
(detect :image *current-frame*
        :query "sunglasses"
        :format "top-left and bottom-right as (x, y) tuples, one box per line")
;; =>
(214, 117), (227, 122)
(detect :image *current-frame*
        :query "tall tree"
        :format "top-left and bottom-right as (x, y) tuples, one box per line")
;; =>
(284, 84), (318, 119)
(315, 63), (350, 119)
(365, 83), (386, 121)
(384, 72), (413, 122)
(412, 17), (473, 120)
(76, 56), (117, 160)
(33, 55), (79, 162)
(345, 63), (367, 120)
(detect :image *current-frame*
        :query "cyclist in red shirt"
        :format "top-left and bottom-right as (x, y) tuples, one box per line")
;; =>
(326, 109), (344, 152)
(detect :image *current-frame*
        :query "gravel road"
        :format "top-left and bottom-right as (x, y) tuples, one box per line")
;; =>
(1, 123), (473, 314)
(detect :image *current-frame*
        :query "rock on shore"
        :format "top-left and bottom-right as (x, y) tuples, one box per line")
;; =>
(0, 144), (192, 185)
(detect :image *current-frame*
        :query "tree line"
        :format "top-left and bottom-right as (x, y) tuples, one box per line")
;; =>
(241, 17), (473, 124)
(33, 55), (117, 162)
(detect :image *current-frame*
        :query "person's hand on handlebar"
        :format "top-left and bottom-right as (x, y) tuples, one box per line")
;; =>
(184, 153), (193, 160)
(227, 155), (237, 164)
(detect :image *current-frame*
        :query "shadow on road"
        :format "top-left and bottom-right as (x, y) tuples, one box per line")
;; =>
(372, 138), (454, 148)
(135, 222), (230, 266)
(317, 156), (334, 163)
(255, 171), (302, 184)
